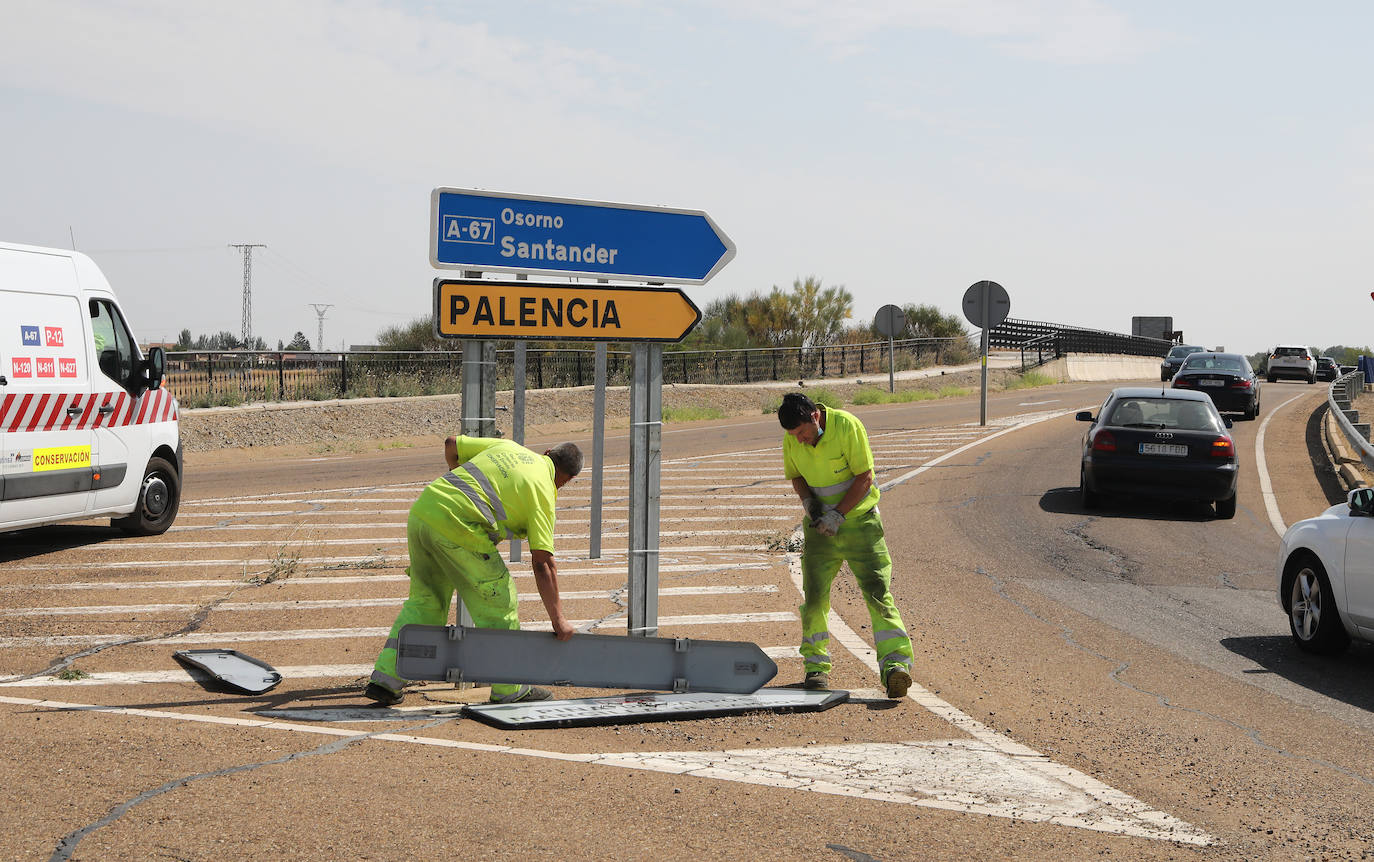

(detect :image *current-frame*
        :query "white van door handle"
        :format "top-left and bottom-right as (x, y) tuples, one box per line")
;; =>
(66, 406), (84, 416)
(98, 404), (114, 415)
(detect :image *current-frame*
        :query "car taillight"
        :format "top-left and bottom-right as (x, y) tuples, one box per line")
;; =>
(1210, 436), (1234, 458)
(1173, 377), (1191, 387)
(1092, 429), (1116, 453)
(1230, 379), (1251, 389)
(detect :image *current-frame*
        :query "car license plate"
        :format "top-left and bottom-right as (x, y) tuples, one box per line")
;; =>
(1200, 379), (1224, 387)
(1139, 442), (1188, 456)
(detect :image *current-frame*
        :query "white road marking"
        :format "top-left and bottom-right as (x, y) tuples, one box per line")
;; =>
(0, 613), (797, 653)
(0, 563), (774, 592)
(0, 408), (1212, 844)
(0, 690), (1211, 845)
(0, 586), (780, 618)
(1255, 391), (1308, 536)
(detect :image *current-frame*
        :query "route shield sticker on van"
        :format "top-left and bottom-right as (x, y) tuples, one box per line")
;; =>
(33, 446), (91, 472)
(11, 357), (32, 378)
(20, 326), (40, 346)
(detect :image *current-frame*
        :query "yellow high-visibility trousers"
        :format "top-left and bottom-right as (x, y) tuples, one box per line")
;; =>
(798, 508), (914, 684)
(370, 509), (528, 701)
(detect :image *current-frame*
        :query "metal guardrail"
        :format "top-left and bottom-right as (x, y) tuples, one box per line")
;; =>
(988, 318), (1173, 358)
(1328, 370), (1374, 472)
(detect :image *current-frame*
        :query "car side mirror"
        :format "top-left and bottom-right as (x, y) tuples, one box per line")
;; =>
(1222, 417), (1233, 429)
(145, 346), (166, 391)
(1075, 411), (1094, 422)
(1349, 487), (1374, 516)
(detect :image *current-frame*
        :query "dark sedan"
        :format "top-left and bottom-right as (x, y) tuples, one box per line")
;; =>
(1160, 343), (1206, 381)
(1078, 387), (1238, 518)
(1316, 357), (1339, 382)
(1169, 351), (1261, 420)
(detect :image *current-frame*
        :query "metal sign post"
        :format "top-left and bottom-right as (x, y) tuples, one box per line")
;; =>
(628, 343), (662, 637)
(590, 341), (607, 559)
(961, 280), (1011, 427)
(873, 304), (906, 394)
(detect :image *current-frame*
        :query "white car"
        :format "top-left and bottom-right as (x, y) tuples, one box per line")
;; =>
(1277, 487), (1374, 653)
(1266, 344), (1316, 384)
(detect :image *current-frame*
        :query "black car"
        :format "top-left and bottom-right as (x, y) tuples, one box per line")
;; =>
(1078, 388), (1238, 518)
(1316, 357), (1339, 382)
(1160, 344), (1206, 381)
(1169, 352), (1261, 420)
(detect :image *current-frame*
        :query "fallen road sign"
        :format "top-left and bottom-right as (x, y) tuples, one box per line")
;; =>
(173, 649), (282, 695)
(396, 625), (777, 694)
(433, 278), (701, 343)
(463, 688), (849, 729)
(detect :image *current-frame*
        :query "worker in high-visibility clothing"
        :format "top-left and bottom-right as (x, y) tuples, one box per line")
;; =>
(778, 392), (914, 699)
(365, 435), (583, 706)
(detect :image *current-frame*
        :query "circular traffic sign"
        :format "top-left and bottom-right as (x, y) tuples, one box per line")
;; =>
(962, 280), (1010, 329)
(874, 304), (906, 338)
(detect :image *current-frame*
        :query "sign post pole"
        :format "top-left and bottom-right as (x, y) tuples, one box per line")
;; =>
(980, 281), (989, 426)
(873, 305), (906, 395)
(628, 343), (662, 637)
(961, 281), (1011, 428)
(590, 341), (607, 559)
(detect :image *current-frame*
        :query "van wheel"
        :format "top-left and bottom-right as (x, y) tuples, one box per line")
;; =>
(114, 456), (180, 536)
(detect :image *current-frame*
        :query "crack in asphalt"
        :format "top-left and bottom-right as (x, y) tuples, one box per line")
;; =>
(974, 566), (1374, 789)
(48, 715), (455, 861)
(9, 586), (251, 684)
(1060, 517), (1138, 581)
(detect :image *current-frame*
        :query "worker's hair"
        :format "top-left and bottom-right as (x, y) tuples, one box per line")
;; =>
(777, 392), (818, 430)
(547, 442), (583, 477)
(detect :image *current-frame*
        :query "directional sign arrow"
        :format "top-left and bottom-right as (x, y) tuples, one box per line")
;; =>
(433, 279), (701, 343)
(430, 188), (735, 284)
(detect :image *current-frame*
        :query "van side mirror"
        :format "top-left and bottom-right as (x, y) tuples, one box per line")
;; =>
(145, 347), (166, 391)
(1349, 487), (1374, 516)
(1222, 417), (1233, 429)
(1075, 411), (1094, 422)
(99, 348), (120, 380)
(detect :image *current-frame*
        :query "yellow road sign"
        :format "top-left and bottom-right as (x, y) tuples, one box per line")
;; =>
(433, 279), (701, 342)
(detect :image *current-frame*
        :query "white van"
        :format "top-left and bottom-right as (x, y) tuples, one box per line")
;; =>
(0, 241), (181, 535)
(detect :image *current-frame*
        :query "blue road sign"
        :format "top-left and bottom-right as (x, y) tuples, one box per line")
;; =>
(430, 188), (735, 285)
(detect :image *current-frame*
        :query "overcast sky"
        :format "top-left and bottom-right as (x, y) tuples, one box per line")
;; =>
(3, 1), (1371, 355)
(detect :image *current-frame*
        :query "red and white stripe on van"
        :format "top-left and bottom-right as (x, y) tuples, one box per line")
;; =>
(0, 389), (178, 433)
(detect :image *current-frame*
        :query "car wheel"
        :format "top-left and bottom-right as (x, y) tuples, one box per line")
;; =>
(1286, 555), (1350, 654)
(1308, 374), (1315, 384)
(1080, 467), (1100, 510)
(1244, 400), (1257, 420)
(1214, 492), (1236, 519)
(113, 455), (181, 536)
(1267, 376), (1275, 383)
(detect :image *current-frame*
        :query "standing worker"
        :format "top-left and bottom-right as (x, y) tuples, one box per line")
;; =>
(778, 392), (914, 699)
(364, 435), (584, 706)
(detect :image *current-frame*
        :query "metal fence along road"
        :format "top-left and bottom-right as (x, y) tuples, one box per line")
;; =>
(162, 336), (974, 406)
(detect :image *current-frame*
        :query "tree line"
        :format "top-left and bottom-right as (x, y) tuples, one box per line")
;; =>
(372, 276), (973, 354)
(173, 329), (313, 351)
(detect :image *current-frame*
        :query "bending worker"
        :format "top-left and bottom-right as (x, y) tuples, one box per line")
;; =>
(365, 435), (583, 706)
(778, 392), (914, 699)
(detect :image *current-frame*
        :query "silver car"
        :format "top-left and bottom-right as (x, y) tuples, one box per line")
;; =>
(1277, 487), (1374, 653)
(1266, 345), (1316, 384)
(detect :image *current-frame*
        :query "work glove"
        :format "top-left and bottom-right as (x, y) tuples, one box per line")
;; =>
(804, 497), (825, 523)
(814, 508), (845, 537)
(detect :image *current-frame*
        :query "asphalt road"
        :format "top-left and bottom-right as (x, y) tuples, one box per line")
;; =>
(2, 378), (1371, 861)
